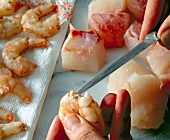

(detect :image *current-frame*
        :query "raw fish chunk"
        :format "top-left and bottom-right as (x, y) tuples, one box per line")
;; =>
(107, 60), (151, 93)
(88, 0), (126, 19)
(126, 0), (147, 19)
(147, 42), (170, 90)
(124, 20), (153, 63)
(61, 28), (106, 73)
(88, 12), (130, 48)
(107, 60), (168, 129)
(125, 73), (168, 129)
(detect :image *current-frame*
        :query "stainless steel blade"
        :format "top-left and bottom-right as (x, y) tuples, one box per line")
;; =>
(78, 32), (158, 94)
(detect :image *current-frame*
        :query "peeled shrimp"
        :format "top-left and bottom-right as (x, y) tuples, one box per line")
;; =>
(0, 6), (28, 39)
(21, 3), (60, 37)
(59, 90), (105, 134)
(0, 121), (27, 139)
(0, 63), (12, 77)
(0, 75), (32, 104)
(2, 37), (48, 76)
(0, 0), (18, 18)
(0, 107), (15, 122)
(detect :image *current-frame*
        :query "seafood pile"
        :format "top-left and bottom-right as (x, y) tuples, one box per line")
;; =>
(0, 0), (76, 139)
(85, 0), (169, 130)
(60, 0), (170, 133)
(61, 0), (147, 72)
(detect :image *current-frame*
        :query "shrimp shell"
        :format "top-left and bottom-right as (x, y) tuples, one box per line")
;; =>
(0, 6), (28, 39)
(0, 75), (32, 104)
(0, 107), (15, 122)
(2, 37), (48, 76)
(59, 91), (105, 134)
(21, 3), (60, 37)
(0, 0), (18, 18)
(0, 121), (27, 139)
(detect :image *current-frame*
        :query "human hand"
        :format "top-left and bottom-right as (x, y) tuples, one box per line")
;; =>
(46, 89), (132, 140)
(140, 0), (170, 47)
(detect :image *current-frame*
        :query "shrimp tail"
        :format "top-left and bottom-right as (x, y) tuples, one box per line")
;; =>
(0, 107), (15, 122)
(28, 38), (49, 48)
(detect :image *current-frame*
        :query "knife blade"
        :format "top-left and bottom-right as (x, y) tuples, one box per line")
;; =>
(78, 31), (159, 94)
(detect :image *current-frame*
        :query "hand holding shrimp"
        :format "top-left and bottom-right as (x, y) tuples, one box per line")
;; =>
(46, 89), (132, 140)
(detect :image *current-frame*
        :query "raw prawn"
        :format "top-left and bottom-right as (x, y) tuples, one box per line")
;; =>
(0, 0), (18, 18)
(0, 107), (15, 122)
(21, 3), (60, 37)
(0, 121), (27, 139)
(59, 90), (105, 134)
(2, 37), (48, 76)
(0, 6), (28, 39)
(0, 75), (32, 104)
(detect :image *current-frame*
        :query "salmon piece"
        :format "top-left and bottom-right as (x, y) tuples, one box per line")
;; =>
(61, 27), (106, 73)
(88, 12), (130, 48)
(88, 0), (126, 19)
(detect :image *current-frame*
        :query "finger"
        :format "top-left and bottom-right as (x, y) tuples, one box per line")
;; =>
(46, 115), (65, 140)
(157, 15), (170, 46)
(100, 93), (116, 137)
(63, 114), (104, 140)
(110, 89), (132, 140)
(140, 0), (166, 41)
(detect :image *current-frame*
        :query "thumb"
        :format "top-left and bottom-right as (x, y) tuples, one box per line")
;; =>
(63, 114), (104, 140)
(157, 15), (170, 47)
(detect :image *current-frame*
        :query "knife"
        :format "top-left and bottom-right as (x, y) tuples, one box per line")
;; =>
(78, 31), (159, 94)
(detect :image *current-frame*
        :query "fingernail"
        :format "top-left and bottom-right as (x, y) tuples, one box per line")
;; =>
(161, 29), (170, 46)
(64, 114), (80, 131)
